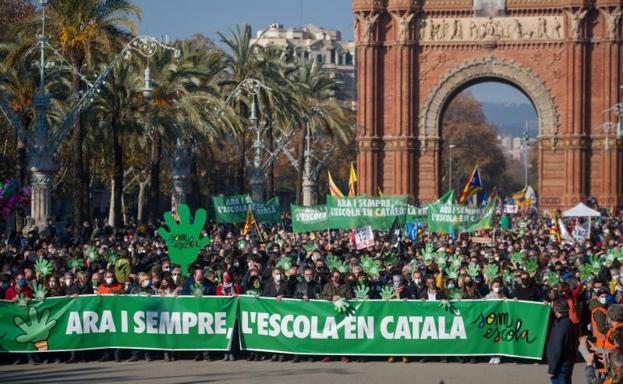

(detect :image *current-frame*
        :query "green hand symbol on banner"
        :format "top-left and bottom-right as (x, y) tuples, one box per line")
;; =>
(14, 306), (57, 351)
(157, 204), (210, 275)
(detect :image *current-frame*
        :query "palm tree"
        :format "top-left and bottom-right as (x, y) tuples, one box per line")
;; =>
(41, 0), (141, 229)
(286, 59), (353, 203)
(217, 24), (264, 194)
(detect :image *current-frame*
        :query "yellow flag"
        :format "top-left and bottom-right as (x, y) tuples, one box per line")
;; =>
(377, 186), (384, 197)
(348, 162), (357, 196)
(328, 171), (344, 197)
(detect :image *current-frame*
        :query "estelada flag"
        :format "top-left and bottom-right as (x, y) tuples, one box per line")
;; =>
(458, 166), (483, 204)
(549, 213), (561, 243)
(243, 207), (255, 236)
(348, 162), (357, 196)
(328, 171), (344, 197)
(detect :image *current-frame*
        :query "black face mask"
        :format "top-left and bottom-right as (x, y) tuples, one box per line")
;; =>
(465, 281), (474, 288)
(521, 278), (530, 286)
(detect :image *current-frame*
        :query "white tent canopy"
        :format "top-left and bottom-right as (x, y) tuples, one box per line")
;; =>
(562, 203), (601, 217)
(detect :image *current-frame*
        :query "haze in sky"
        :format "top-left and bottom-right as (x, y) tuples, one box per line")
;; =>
(132, 0), (528, 105)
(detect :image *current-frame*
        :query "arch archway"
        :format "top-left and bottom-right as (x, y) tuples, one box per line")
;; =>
(420, 56), (558, 140)
(353, 1), (623, 209)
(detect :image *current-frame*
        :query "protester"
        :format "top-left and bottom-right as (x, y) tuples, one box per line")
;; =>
(546, 299), (577, 384)
(1, 207), (623, 367)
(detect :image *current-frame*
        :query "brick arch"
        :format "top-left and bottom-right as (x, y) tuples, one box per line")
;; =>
(419, 56), (560, 139)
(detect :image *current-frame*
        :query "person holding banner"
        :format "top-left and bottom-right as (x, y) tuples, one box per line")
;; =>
(320, 271), (352, 363)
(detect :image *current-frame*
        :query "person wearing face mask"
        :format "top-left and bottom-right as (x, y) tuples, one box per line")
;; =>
(512, 272), (541, 301)
(263, 268), (291, 362)
(320, 271), (352, 364)
(46, 276), (62, 297)
(406, 271), (426, 299)
(96, 271), (123, 295)
(4, 273), (33, 301)
(293, 267), (321, 302)
(460, 276), (481, 299)
(484, 279), (507, 300)
(181, 267), (216, 296)
(590, 288), (610, 348)
(216, 272), (241, 296)
(0, 273), (11, 298)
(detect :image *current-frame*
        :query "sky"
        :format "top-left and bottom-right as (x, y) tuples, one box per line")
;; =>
(131, 0), (529, 105)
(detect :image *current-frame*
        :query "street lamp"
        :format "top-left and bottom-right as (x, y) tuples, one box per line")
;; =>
(448, 144), (455, 192)
(0, 2), (178, 229)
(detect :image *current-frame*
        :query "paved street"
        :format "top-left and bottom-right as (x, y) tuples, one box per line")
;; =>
(0, 359), (586, 384)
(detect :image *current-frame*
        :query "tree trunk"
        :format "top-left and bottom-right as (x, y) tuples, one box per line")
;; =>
(148, 133), (161, 223)
(238, 132), (246, 194)
(137, 179), (148, 224)
(15, 134), (27, 232)
(189, 153), (201, 210)
(295, 125), (305, 204)
(107, 178), (115, 226)
(83, 144), (91, 221)
(111, 116), (123, 229)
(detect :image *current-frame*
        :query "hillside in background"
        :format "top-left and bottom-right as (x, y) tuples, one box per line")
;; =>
(481, 102), (538, 137)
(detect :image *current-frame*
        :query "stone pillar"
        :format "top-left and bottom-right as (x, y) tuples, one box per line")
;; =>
(170, 140), (191, 213)
(302, 177), (316, 206)
(354, 2), (384, 196)
(249, 168), (266, 202)
(592, 6), (623, 209)
(385, 3), (418, 198)
(29, 92), (57, 230)
(29, 170), (54, 230)
(560, 8), (590, 207)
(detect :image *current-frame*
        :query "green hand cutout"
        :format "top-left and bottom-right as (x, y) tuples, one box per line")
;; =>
(157, 204), (210, 275)
(14, 306), (57, 351)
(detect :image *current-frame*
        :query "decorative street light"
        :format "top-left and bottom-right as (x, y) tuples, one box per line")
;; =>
(0, 1), (178, 229)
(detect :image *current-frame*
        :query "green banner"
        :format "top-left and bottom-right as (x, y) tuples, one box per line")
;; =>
(0, 296), (549, 359)
(0, 296), (237, 352)
(326, 196), (408, 231)
(238, 297), (549, 359)
(427, 201), (493, 235)
(290, 204), (328, 233)
(212, 194), (280, 224)
(406, 205), (428, 225)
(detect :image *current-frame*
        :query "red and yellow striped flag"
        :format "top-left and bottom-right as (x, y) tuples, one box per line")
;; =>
(243, 207), (255, 235)
(328, 171), (344, 197)
(348, 162), (357, 197)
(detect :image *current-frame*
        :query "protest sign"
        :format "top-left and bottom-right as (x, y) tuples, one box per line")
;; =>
(212, 195), (280, 224)
(354, 225), (375, 250)
(157, 204), (210, 275)
(237, 297), (550, 359)
(326, 196), (408, 231)
(290, 205), (327, 233)
(0, 296), (237, 352)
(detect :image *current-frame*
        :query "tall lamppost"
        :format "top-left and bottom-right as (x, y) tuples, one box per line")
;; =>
(0, 1), (178, 229)
(448, 144), (455, 192)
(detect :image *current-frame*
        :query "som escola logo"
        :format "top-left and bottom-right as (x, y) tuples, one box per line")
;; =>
(472, 311), (536, 344)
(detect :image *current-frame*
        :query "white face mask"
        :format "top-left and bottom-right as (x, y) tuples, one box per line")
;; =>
(493, 287), (500, 293)
(172, 275), (179, 283)
(274, 274), (282, 282)
(304, 276), (312, 283)
(65, 279), (72, 286)
(105, 277), (113, 285)
(447, 283), (455, 289)
(599, 297), (607, 305)
(414, 278), (422, 284)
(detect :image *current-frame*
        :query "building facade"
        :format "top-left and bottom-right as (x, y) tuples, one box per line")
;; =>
(251, 23), (356, 101)
(354, 0), (623, 210)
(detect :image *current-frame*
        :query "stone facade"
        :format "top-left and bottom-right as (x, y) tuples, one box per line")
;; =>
(353, 0), (623, 210)
(251, 24), (356, 101)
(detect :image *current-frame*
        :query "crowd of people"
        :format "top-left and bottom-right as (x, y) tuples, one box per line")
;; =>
(2, 210), (623, 383)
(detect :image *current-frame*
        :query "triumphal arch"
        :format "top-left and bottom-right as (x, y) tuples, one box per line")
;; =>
(353, 0), (623, 209)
